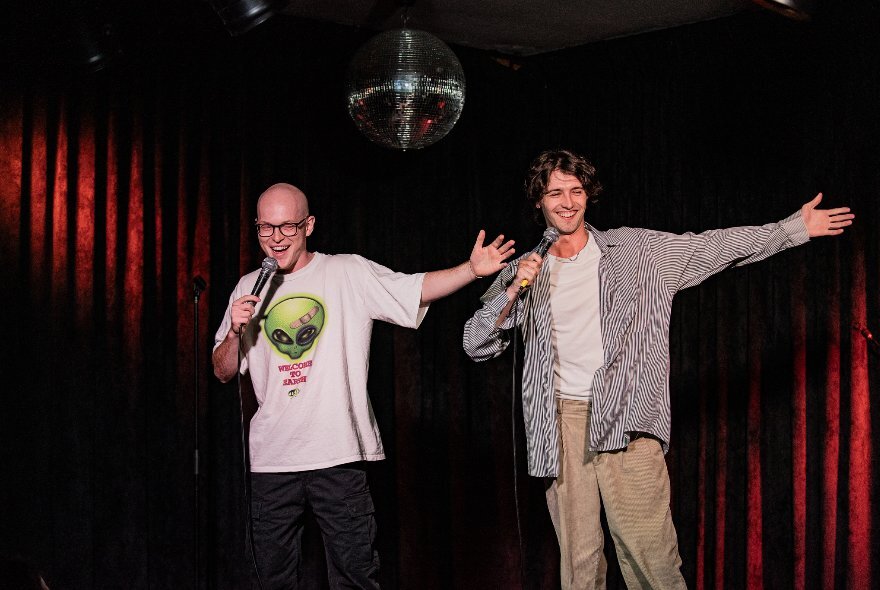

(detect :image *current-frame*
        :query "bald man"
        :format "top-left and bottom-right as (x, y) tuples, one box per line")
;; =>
(213, 183), (514, 589)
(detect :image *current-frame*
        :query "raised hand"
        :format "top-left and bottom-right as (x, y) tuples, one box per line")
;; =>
(469, 230), (515, 278)
(801, 193), (855, 237)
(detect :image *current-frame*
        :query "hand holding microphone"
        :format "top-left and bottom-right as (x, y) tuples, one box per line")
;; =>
(231, 257), (278, 336)
(506, 227), (559, 296)
(497, 228), (560, 326)
(507, 256), (543, 298)
(248, 257), (279, 302)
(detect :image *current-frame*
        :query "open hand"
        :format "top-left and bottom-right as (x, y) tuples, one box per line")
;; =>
(802, 193), (854, 237)
(469, 230), (515, 278)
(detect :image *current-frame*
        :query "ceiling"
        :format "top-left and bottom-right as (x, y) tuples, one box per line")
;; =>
(0, 0), (808, 73)
(280, 0), (778, 56)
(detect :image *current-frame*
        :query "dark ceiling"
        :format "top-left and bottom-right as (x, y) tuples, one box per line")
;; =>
(279, 0), (797, 55)
(0, 0), (812, 74)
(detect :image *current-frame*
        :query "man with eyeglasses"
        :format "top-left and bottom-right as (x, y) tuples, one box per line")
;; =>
(213, 182), (514, 589)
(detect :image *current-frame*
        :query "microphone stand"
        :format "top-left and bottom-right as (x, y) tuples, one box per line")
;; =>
(854, 323), (880, 356)
(192, 275), (207, 590)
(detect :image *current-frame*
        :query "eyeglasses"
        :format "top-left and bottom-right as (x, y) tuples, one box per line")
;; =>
(255, 216), (310, 238)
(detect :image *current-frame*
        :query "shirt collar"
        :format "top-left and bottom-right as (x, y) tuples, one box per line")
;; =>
(585, 222), (616, 252)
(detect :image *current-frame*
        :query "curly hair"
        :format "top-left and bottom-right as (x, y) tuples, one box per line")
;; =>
(525, 149), (603, 224)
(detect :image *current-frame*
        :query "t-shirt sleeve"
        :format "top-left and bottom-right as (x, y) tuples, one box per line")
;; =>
(354, 256), (427, 328)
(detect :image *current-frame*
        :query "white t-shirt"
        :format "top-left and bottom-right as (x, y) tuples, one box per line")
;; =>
(214, 252), (427, 472)
(547, 234), (603, 401)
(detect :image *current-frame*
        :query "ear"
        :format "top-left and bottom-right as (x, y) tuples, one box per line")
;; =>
(305, 215), (316, 237)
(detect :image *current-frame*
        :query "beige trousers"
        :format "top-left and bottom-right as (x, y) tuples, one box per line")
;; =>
(545, 399), (687, 590)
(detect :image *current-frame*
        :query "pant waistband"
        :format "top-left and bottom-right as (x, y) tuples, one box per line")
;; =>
(556, 398), (591, 411)
(628, 431), (662, 444)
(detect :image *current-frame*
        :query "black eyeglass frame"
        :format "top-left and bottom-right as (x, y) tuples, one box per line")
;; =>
(254, 216), (311, 238)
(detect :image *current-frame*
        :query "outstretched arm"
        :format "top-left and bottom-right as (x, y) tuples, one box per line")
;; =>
(420, 230), (515, 306)
(651, 193), (855, 293)
(801, 193), (854, 237)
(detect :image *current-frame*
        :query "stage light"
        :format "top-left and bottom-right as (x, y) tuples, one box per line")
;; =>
(752, 0), (814, 21)
(208, 0), (280, 36)
(67, 18), (121, 72)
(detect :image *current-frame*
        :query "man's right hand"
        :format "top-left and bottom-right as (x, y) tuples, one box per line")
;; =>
(229, 294), (261, 336)
(507, 252), (545, 298)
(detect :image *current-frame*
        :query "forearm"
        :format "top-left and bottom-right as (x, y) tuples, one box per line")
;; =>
(463, 302), (512, 361)
(212, 333), (241, 383)
(420, 261), (476, 306)
(463, 281), (521, 361)
(729, 210), (809, 267)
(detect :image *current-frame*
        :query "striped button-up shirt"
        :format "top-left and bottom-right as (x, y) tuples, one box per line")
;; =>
(463, 211), (809, 478)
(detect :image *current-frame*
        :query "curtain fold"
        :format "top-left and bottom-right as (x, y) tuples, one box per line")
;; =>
(0, 4), (877, 588)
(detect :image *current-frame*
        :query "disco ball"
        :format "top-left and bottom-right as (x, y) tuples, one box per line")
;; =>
(346, 28), (466, 150)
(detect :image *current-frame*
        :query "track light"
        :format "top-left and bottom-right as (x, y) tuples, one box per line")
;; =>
(67, 17), (121, 72)
(208, 0), (280, 36)
(752, 0), (814, 21)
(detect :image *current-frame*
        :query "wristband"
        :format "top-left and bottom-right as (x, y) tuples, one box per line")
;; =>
(468, 260), (483, 279)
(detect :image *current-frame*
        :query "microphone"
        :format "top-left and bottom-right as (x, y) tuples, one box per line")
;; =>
(193, 275), (207, 297)
(520, 227), (560, 288)
(248, 256), (279, 304)
(853, 323), (880, 355)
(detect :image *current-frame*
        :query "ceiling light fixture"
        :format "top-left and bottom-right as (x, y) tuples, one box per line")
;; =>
(208, 0), (280, 36)
(752, 0), (814, 21)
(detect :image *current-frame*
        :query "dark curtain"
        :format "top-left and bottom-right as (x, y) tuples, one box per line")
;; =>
(1, 2), (877, 588)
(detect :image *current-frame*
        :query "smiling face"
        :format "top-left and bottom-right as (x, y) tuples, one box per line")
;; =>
(256, 183), (315, 274)
(537, 169), (589, 239)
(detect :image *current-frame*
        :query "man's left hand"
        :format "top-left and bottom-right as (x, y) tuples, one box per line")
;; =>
(802, 193), (855, 237)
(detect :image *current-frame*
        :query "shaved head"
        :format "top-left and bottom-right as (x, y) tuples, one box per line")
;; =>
(255, 182), (315, 274)
(257, 183), (309, 218)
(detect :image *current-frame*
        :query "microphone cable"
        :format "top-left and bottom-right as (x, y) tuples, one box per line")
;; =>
(507, 243), (555, 588)
(235, 258), (276, 589)
(236, 327), (266, 590)
(510, 289), (527, 588)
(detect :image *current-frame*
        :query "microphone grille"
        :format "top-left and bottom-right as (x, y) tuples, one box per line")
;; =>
(542, 227), (560, 243)
(261, 256), (279, 272)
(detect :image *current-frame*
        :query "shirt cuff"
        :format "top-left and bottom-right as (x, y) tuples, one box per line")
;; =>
(485, 290), (521, 330)
(781, 210), (811, 246)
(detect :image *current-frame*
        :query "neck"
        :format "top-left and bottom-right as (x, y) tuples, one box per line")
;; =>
(549, 229), (589, 258)
(278, 250), (315, 274)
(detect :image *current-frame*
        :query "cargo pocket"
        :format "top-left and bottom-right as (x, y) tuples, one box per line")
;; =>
(340, 490), (379, 574)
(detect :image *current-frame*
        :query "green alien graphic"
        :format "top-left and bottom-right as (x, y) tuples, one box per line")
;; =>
(263, 296), (326, 360)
